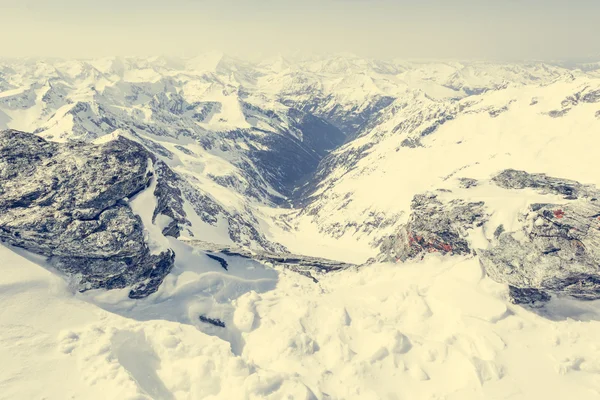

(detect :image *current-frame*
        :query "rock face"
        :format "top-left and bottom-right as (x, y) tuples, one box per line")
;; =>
(380, 192), (488, 262)
(481, 170), (600, 304)
(491, 169), (593, 199)
(380, 169), (600, 305)
(151, 160), (190, 238)
(0, 129), (175, 298)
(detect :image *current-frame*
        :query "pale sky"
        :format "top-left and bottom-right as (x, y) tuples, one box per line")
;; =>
(1, 0), (599, 60)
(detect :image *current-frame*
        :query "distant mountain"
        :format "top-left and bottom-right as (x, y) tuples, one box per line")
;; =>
(0, 55), (599, 259)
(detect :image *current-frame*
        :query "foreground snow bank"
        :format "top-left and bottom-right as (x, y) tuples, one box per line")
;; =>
(2, 243), (600, 399)
(240, 257), (600, 399)
(0, 244), (305, 400)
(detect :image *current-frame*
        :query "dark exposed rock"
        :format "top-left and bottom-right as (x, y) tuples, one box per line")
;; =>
(561, 88), (587, 108)
(492, 169), (591, 199)
(547, 108), (571, 118)
(582, 89), (600, 103)
(178, 177), (287, 253)
(399, 137), (423, 148)
(151, 160), (190, 238)
(508, 286), (551, 305)
(199, 315), (226, 328)
(489, 105), (509, 118)
(184, 239), (354, 279)
(206, 253), (228, 271)
(493, 224), (505, 239)
(0, 129), (176, 298)
(174, 144), (196, 156)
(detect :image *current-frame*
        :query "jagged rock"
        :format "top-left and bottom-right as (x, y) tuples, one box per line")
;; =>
(489, 105), (509, 118)
(380, 169), (600, 305)
(508, 286), (551, 305)
(399, 137), (423, 148)
(379, 192), (488, 262)
(547, 108), (571, 118)
(582, 89), (600, 103)
(492, 169), (592, 199)
(481, 171), (600, 302)
(151, 160), (190, 238)
(0, 129), (175, 298)
(184, 239), (354, 278)
(179, 176), (287, 253)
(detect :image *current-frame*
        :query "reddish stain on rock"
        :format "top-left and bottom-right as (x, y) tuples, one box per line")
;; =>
(553, 209), (565, 219)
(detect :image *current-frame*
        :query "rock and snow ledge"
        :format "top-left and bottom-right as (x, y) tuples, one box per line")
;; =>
(380, 169), (600, 304)
(0, 129), (177, 298)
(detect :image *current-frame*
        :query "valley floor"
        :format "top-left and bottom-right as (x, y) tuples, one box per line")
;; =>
(2, 243), (600, 400)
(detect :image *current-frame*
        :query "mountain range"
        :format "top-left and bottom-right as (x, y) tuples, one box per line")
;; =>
(2, 54), (600, 399)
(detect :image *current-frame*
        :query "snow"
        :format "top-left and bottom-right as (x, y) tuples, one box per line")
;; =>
(129, 159), (171, 255)
(3, 242), (600, 399)
(263, 206), (375, 264)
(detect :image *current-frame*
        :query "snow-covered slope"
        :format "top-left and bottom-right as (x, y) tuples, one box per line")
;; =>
(0, 55), (349, 252)
(290, 68), (600, 261)
(3, 238), (600, 399)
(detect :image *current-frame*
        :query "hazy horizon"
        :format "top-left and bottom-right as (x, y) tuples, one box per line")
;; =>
(2, 0), (600, 61)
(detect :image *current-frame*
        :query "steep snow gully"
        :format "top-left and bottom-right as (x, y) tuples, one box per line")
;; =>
(2, 56), (600, 399)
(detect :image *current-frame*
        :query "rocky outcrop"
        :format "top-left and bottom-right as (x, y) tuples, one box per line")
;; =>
(0, 129), (176, 298)
(491, 169), (593, 199)
(380, 192), (488, 262)
(481, 170), (600, 304)
(380, 169), (600, 305)
(151, 160), (190, 238)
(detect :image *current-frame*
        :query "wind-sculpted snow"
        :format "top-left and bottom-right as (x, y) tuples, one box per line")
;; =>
(6, 242), (600, 399)
(0, 129), (175, 298)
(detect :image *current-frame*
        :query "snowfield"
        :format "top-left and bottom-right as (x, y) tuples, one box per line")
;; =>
(3, 244), (600, 399)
